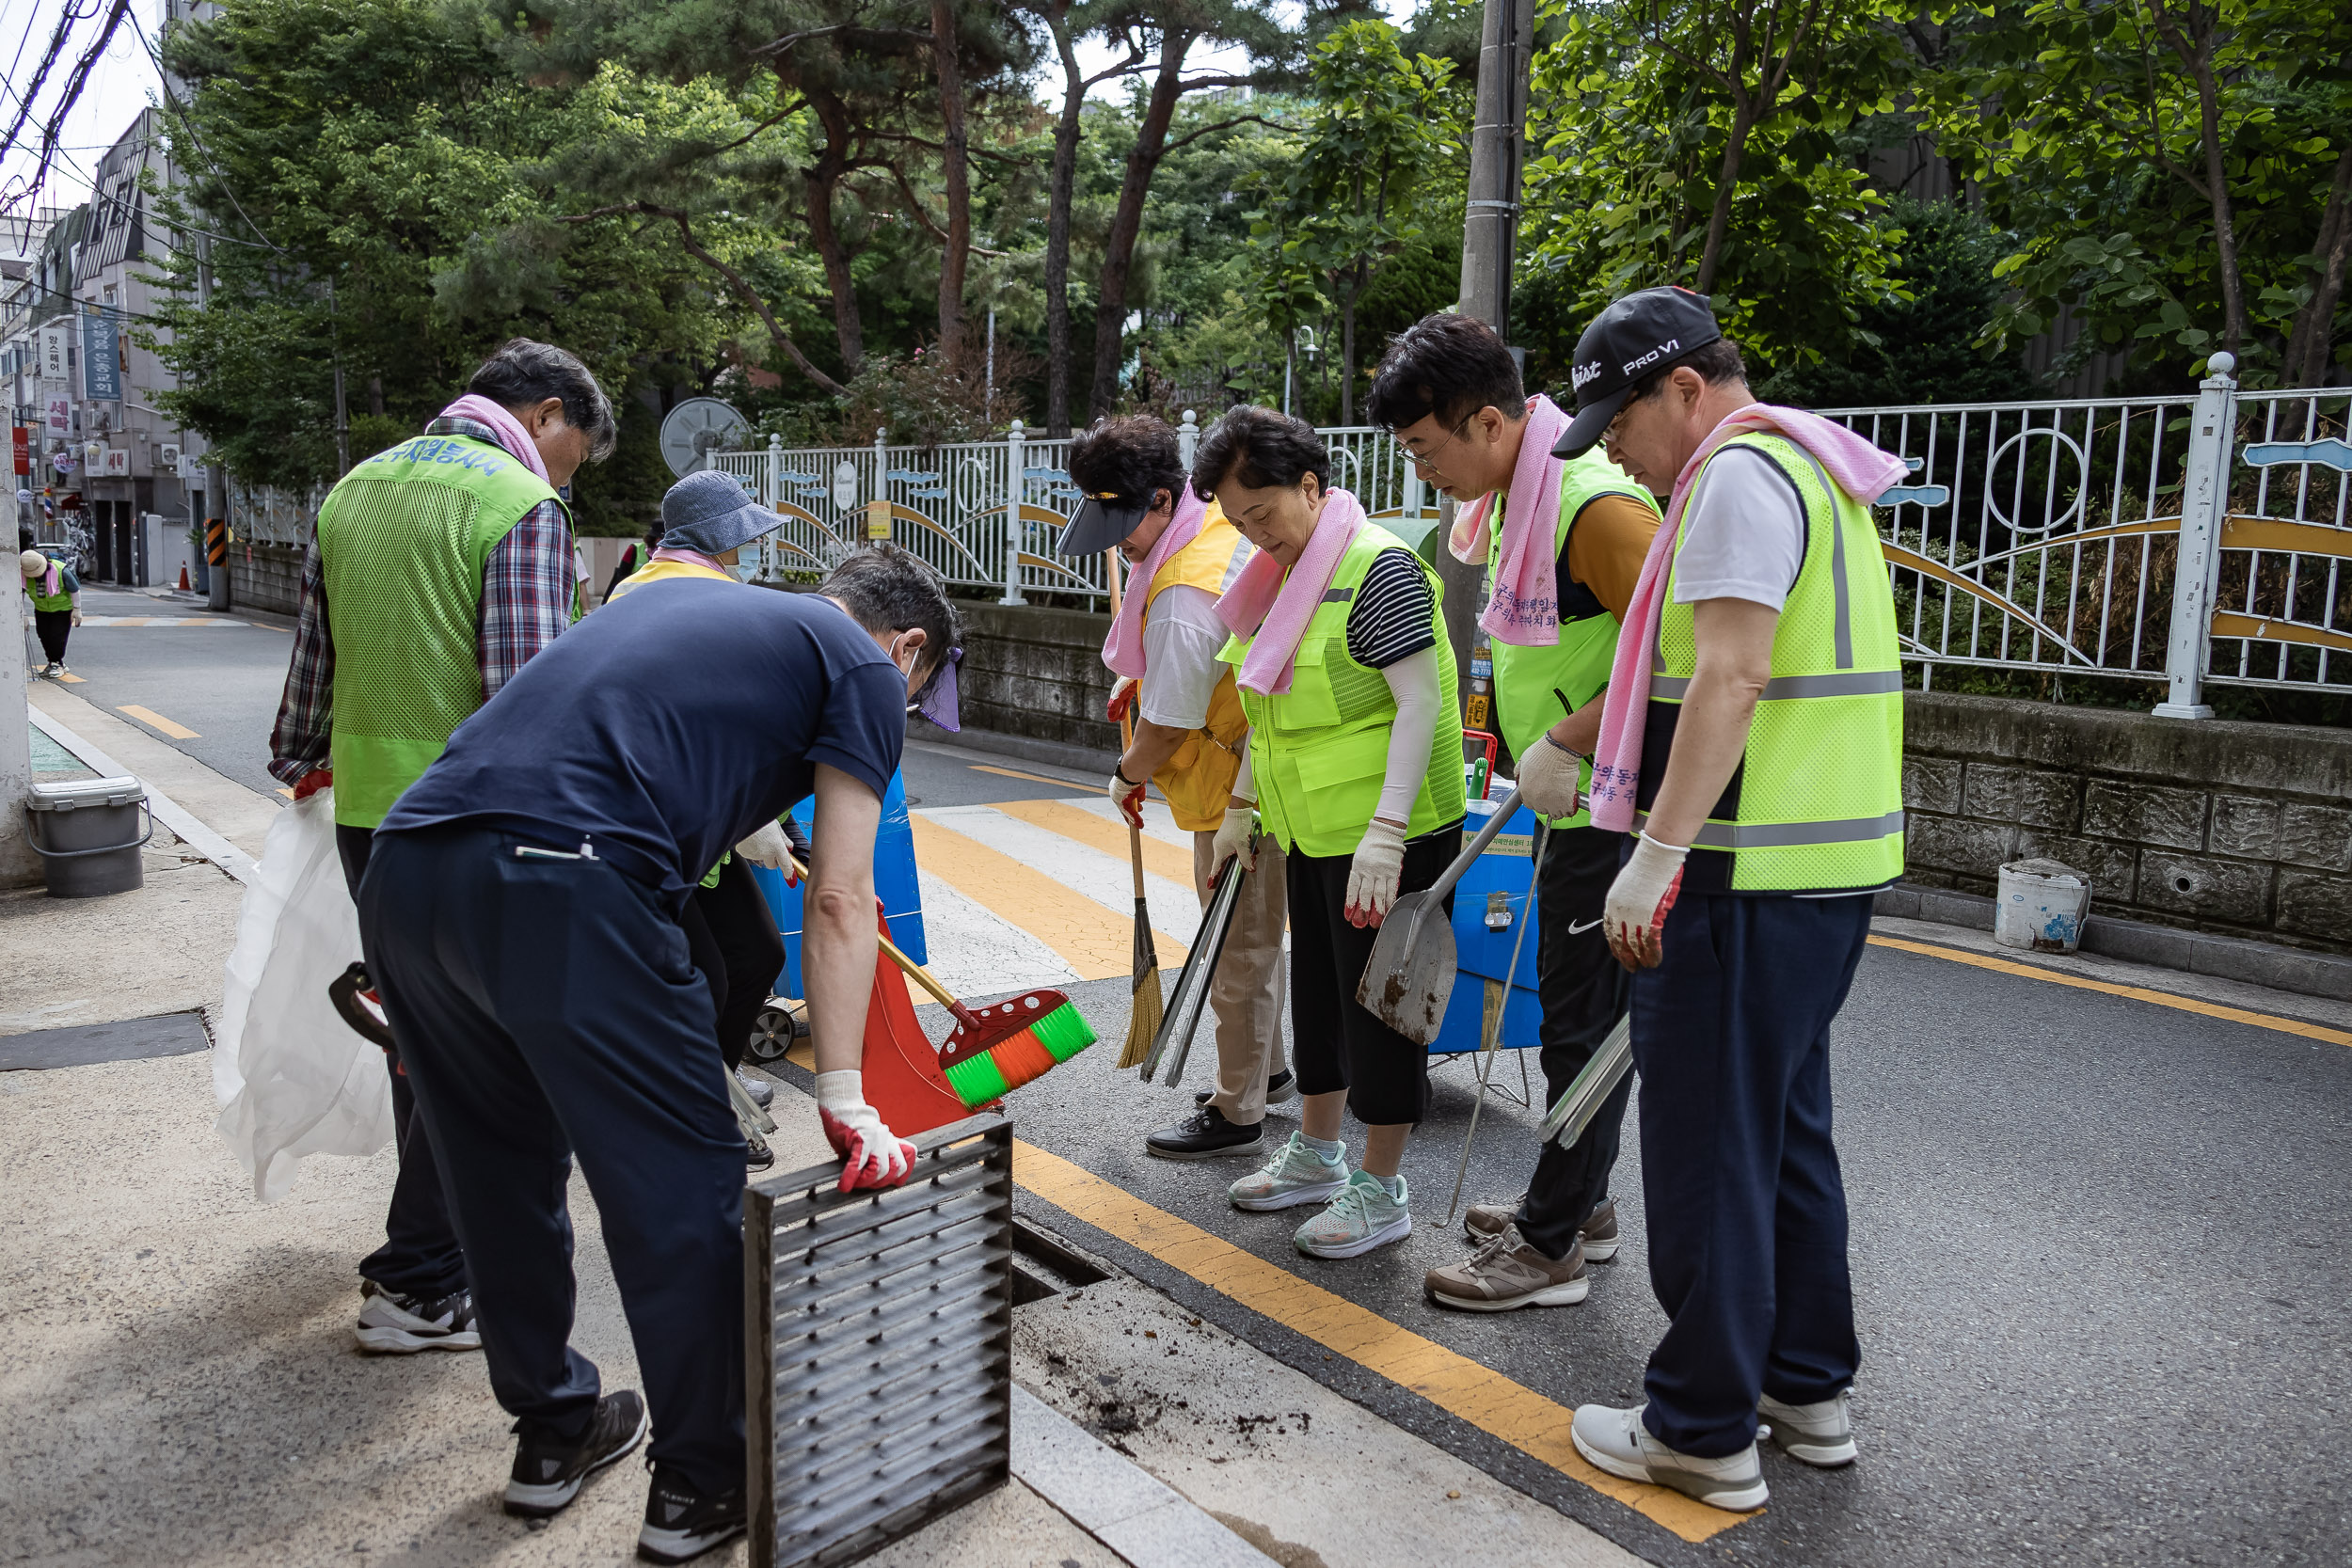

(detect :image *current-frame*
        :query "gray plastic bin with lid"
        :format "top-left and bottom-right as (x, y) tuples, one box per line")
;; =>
(25, 775), (153, 897)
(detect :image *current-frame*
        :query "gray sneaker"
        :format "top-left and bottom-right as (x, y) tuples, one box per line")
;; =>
(1425, 1225), (1588, 1311)
(1228, 1132), (1348, 1212)
(1294, 1169), (1412, 1259)
(1758, 1390), (1856, 1466)
(1570, 1402), (1767, 1513)
(1464, 1196), (1619, 1261)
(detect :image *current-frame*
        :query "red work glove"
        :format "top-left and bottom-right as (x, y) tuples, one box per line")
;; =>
(1105, 676), (1138, 725)
(1602, 833), (1689, 971)
(1107, 769), (1146, 829)
(815, 1069), (915, 1193)
(292, 768), (333, 801)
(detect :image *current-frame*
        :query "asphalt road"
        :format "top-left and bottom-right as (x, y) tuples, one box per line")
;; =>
(48, 589), (2350, 1567)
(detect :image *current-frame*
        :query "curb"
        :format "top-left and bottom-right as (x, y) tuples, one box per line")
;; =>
(1872, 882), (2352, 1003)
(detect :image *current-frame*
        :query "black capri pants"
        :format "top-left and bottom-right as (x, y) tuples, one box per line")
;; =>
(1284, 821), (1462, 1126)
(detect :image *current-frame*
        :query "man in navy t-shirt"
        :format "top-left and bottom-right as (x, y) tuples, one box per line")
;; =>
(358, 537), (959, 1563)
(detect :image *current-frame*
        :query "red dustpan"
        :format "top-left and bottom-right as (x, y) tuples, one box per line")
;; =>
(855, 909), (992, 1137)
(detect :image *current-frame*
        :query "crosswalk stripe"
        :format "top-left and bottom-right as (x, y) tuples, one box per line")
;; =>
(992, 798), (1197, 889)
(914, 869), (1080, 998)
(910, 813), (1191, 980)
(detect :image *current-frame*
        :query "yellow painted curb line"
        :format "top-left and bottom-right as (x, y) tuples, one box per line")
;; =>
(1011, 1139), (1752, 1544)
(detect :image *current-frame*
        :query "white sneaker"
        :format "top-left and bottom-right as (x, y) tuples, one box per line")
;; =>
(1293, 1169), (1412, 1259)
(1759, 1389), (1857, 1466)
(1228, 1132), (1348, 1212)
(355, 1280), (482, 1354)
(1570, 1403), (1768, 1513)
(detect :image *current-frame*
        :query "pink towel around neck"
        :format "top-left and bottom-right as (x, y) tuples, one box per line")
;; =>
(1585, 403), (1910, 834)
(650, 545), (733, 576)
(439, 393), (551, 483)
(1216, 487), (1368, 696)
(1445, 393), (1571, 646)
(26, 557), (62, 597)
(1101, 483), (1211, 679)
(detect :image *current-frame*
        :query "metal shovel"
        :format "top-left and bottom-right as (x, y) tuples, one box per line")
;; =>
(1352, 787), (1524, 1044)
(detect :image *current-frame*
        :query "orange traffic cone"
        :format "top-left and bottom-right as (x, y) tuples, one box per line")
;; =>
(855, 908), (989, 1137)
(177, 565), (191, 591)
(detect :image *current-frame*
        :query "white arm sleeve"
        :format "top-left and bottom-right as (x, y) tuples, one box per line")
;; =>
(1232, 732), (1254, 804)
(1375, 645), (1441, 826)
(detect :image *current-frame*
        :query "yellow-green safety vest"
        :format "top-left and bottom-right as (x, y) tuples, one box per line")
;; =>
(1220, 524), (1467, 858)
(1640, 432), (1904, 894)
(1486, 447), (1659, 829)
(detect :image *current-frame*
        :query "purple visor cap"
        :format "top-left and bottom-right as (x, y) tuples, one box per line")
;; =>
(914, 645), (962, 732)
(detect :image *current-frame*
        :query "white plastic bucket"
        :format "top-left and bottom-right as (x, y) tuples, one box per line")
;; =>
(1994, 858), (2090, 953)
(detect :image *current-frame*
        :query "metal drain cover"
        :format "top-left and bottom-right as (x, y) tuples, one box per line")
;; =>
(746, 1113), (1014, 1568)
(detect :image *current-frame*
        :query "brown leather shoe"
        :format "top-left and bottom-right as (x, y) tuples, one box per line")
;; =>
(1463, 1196), (1619, 1262)
(1425, 1227), (1589, 1312)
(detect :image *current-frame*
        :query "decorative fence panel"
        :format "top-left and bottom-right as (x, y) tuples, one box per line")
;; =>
(714, 356), (2346, 718)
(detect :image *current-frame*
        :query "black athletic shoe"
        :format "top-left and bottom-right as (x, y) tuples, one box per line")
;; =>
(1195, 1069), (1295, 1108)
(503, 1390), (650, 1518)
(638, 1463), (747, 1563)
(355, 1279), (482, 1354)
(1147, 1104), (1266, 1162)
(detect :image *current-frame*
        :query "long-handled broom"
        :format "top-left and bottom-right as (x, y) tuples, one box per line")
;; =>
(1105, 552), (1166, 1069)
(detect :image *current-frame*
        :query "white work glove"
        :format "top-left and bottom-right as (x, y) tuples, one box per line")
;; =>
(1344, 816), (1407, 927)
(1603, 832), (1689, 972)
(1108, 768), (1146, 829)
(1211, 804), (1258, 875)
(736, 819), (796, 878)
(70, 608), (83, 627)
(1517, 734), (1584, 820)
(815, 1069), (916, 1194)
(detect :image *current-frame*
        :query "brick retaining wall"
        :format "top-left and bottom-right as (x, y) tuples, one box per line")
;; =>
(1900, 691), (2351, 956)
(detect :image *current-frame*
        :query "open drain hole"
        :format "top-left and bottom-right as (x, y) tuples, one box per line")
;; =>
(1009, 1214), (1114, 1304)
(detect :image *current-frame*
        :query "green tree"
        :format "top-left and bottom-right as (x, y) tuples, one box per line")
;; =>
(146, 0), (745, 529)
(1249, 18), (1466, 422)
(1933, 0), (2352, 386)
(1518, 0), (1913, 375)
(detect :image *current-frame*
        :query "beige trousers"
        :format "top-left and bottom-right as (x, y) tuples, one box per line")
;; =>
(1192, 830), (1290, 1124)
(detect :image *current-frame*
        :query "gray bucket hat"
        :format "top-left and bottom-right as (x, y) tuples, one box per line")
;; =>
(660, 468), (787, 556)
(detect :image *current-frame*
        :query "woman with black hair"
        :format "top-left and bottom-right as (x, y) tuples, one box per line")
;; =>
(1195, 405), (1466, 1260)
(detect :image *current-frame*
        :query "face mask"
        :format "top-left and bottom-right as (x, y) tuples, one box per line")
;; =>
(733, 562), (757, 581)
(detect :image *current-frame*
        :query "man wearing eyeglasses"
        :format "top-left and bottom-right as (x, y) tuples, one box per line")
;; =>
(1365, 313), (1659, 1315)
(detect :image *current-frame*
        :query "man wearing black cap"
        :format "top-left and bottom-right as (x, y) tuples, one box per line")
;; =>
(1057, 416), (1293, 1161)
(1547, 287), (1907, 1513)
(355, 524), (961, 1562)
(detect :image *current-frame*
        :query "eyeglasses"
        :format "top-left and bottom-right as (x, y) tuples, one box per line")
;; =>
(1601, 387), (1653, 448)
(1390, 413), (1473, 475)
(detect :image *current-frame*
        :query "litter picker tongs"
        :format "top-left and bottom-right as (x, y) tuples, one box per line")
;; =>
(1138, 832), (1255, 1086)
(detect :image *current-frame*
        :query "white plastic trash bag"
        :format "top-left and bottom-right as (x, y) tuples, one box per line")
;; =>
(214, 788), (392, 1201)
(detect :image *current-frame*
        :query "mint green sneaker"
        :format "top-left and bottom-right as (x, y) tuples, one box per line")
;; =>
(1294, 1170), (1412, 1259)
(1228, 1132), (1349, 1212)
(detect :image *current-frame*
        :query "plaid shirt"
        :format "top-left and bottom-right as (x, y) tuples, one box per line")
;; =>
(268, 417), (577, 784)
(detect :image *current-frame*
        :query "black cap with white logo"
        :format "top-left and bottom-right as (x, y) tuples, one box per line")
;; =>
(1550, 287), (1722, 459)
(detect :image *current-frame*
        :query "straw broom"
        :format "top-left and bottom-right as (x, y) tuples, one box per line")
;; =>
(1106, 551), (1166, 1068)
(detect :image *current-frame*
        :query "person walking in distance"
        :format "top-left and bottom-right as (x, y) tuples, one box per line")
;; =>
(1364, 313), (1662, 1314)
(1196, 406), (1467, 1261)
(20, 547), (80, 677)
(1055, 415), (1294, 1162)
(266, 338), (617, 1355)
(1549, 287), (1908, 1512)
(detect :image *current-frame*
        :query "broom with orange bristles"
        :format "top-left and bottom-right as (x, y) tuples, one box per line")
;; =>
(1104, 552), (1167, 1069)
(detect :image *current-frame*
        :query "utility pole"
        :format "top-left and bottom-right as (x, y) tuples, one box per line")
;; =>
(1446, 0), (1535, 752)
(327, 275), (350, 477)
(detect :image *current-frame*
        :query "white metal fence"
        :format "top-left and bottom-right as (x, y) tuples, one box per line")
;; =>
(723, 358), (2344, 715)
(1825, 358), (2349, 710)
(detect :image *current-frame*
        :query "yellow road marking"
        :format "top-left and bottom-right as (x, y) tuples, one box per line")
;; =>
(908, 815), (1188, 980)
(55, 671), (84, 684)
(1011, 1140), (1750, 1543)
(992, 798), (1196, 889)
(1868, 936), (2352, 1048)
(276, 787), (294, 800)
(116, 704), (199, 739)
(969, 763), (1089, 789)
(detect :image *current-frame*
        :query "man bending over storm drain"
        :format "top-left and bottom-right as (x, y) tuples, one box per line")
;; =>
(357, 543), (958, 1563)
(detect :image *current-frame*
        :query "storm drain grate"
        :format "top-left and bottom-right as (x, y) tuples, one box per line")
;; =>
(746, 1113), (1014, 1568)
